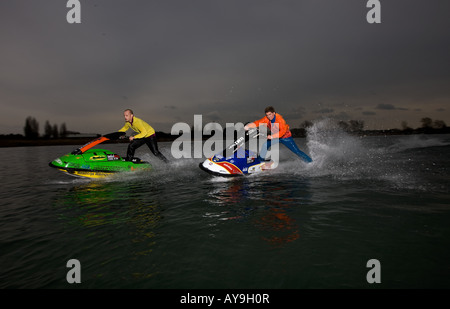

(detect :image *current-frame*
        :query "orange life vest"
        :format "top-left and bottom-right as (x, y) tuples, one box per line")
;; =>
(251, 113), (292, 139)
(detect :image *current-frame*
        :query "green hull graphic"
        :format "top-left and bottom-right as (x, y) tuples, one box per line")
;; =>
(49, 148), (151, 178)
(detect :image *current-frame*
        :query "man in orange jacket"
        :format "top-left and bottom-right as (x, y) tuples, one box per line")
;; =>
(244, 106), (312, 163)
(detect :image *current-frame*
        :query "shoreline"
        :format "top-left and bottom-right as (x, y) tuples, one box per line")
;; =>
(1, 129), (449, 148)
(0, 137), (177, 148)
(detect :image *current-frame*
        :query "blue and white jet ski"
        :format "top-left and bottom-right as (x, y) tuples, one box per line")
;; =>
(199, 128), (274, 176)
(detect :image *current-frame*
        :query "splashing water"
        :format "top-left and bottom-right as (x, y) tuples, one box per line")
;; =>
(306, 119), (365, 169)
(293, 118), (450, 193)
(280, 119), (416, 187)
(296, 119), (370, 179)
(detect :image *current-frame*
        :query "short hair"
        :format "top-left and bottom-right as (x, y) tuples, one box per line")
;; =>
(124, 109), (134, 115)
(264, 106), (275, 113)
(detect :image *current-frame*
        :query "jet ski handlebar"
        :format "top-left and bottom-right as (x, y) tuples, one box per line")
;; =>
(70, 132), (127, 155)
(245, 127), (266, 139)
(103, 132), (126, 140)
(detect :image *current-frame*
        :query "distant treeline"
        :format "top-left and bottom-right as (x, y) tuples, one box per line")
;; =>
(1, 116), (449, 142)
(290, 117), (449, 137)
(22, 116), (72, 139)
(177, 117), (449, 139)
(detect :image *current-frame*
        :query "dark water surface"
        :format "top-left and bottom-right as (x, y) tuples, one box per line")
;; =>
(1, 127), (450, 288)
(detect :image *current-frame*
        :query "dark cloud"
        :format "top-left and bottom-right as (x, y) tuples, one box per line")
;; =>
(375, 104), (408, 111)
(376, 104), (396, 110)
(1, 0), (449, 133)
(315, 108), (334, 114)
(362, 111), (376, 116)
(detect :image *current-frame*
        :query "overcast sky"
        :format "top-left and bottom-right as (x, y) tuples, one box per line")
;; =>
(1, 0), (449, 134)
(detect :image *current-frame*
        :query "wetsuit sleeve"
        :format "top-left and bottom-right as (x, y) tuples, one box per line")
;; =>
(248, 116), (269, 129)
(118, 123), (129, 132)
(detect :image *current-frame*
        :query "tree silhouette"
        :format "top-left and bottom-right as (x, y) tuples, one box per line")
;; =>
(348, 120), (364, 132)
(421, 117), (433, 128)
(24, 117), (39, 139)
(52, 124), (59, 139)
(433, 120), (447, 129)
(44, 121), (52, 139)
(60, 123), (67, 138)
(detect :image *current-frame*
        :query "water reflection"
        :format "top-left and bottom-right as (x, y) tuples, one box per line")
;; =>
(51, 178), (161, 285)
(204, 174), (311, 247)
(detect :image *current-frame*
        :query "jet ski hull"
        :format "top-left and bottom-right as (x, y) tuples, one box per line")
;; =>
(49, 148), (151, 179)
(199, 128), (275, 177)
(199, 151), (269, 177)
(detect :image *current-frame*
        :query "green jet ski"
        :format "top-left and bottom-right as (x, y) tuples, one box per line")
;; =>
(49, 132), (151, 178)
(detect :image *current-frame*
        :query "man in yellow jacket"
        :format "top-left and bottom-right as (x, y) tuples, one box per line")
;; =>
(119, 109), (168, 163)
